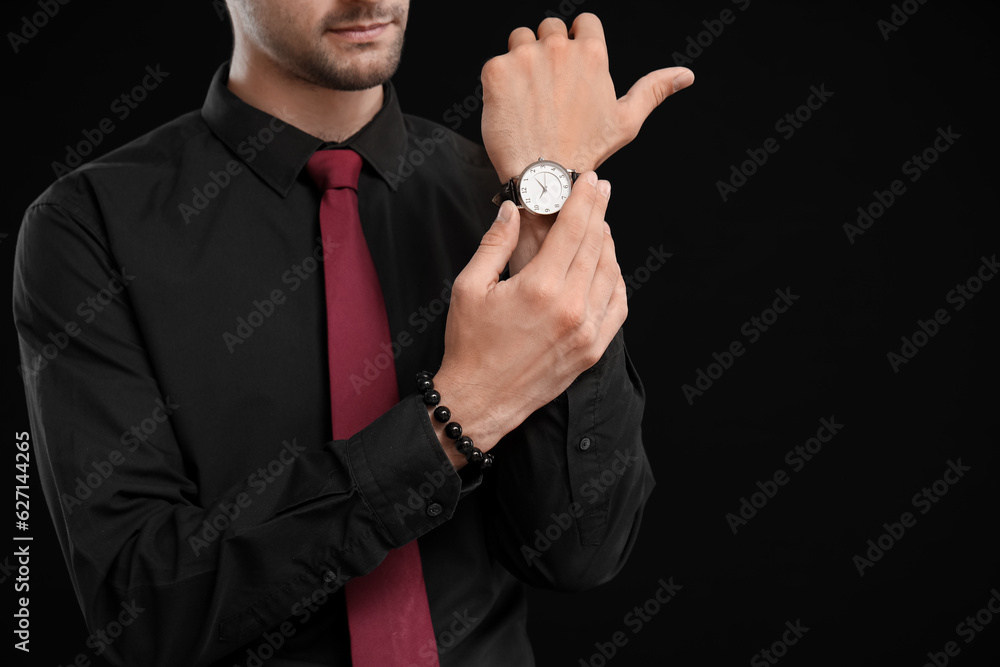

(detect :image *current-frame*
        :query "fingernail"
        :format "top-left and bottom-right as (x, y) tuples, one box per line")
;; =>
(598, 180), (611, 199)
(673, 69), (695, 93)
(497, 200), (514, 222)
(585, 171), (598, 186)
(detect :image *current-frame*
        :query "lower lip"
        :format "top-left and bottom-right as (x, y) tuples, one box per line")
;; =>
(328, 23), (390, 43)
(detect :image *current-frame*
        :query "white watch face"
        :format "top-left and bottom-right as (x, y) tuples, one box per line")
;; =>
(518, 160), (572, 215)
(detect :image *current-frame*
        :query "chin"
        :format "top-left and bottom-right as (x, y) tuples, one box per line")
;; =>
(305, 42), (402, 91)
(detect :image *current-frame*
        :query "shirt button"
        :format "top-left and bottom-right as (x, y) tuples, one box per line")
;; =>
(579, 437), (592, 451)
(426, 502), (443, 517)
(323, 570), (336, 583)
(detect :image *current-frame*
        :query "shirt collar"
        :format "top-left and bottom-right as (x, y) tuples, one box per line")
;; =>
(201, 61), (408, 196)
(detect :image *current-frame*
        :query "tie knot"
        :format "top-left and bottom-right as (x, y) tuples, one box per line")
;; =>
(307, 148), (363, 191)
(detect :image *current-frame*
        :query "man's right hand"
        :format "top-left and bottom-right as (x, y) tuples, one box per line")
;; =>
(430, 172), (625, 465)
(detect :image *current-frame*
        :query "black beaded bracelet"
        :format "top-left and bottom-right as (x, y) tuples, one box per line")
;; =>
(417, 371), (493, 469)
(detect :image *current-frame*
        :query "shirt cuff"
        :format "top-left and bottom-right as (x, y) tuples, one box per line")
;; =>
(347, 392), (463, 547)
(574, 325), (625, 381)
(565, 326), (640, 545)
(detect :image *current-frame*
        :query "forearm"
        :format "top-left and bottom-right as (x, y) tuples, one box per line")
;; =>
(13, 202), (465, 666)
(24, 383), (460, 666)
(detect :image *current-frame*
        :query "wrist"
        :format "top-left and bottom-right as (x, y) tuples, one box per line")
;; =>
(493, 155), (529, 186)
(494, 153), (593, 186)
(492, 157), (584, 220)
(518, 209), (556, 225)
(426, 367), (509, 454)
(425, 405), (470, 471)
(508, 212), (553, 276)
(417, 370), (502, 471)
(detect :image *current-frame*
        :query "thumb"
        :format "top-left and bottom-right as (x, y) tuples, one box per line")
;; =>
(618, 66), (695, 134)
(464, 200), (520, 286)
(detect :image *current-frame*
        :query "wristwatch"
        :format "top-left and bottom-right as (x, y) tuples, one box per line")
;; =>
(492, 158), (580, 215)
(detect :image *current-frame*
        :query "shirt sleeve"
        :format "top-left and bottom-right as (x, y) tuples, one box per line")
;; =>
(12, 199), (463, 666)
(482, 327), (656, 591)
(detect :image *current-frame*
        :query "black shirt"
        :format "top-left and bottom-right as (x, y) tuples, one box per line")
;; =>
(12, 62), (654, 667)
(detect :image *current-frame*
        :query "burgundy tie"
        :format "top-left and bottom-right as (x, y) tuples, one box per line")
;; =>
(306, 149), (439, 667)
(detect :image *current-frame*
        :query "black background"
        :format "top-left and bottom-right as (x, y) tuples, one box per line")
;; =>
(4, 0), (999, 665)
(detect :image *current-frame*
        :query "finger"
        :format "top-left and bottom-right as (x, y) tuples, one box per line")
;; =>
(537, 17), (569, 41)
(508, 26), (536, 51)
(530, 172), (600, 280)
(567, 179), (612, 289)
(596, 272), (628, 352)
(617, 67), (695, 136)
(462, 201), (521, 288)
(587, 220), (621, 317)
(568, 12), (606, 46)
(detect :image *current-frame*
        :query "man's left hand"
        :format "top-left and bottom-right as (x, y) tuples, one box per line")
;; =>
(480, 13), (694, 274)
(481, 13), (693, 182)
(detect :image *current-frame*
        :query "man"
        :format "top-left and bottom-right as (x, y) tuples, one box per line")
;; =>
(12, 1), (693, 665)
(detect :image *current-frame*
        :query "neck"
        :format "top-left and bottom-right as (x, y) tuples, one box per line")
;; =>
(227, 48), (384, 143)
